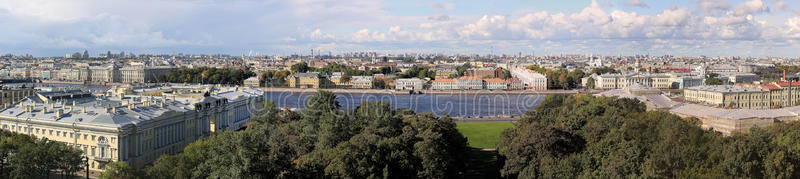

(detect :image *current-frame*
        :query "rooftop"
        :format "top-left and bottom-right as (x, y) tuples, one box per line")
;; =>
(686, 85), (766, 93)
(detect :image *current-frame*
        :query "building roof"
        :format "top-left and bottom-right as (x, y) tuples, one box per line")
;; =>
(775, 81), (800, 87)
(483, 78), (505, 83)
(670, 103), (800, 120)
(686, 85), (766, 93)
(432, 79), (456, 82)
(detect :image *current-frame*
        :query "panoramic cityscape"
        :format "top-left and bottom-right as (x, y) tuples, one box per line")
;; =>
(2, 0), (800, 178)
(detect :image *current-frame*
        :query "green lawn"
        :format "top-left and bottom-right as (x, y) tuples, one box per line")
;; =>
(456, 121), (514, 149)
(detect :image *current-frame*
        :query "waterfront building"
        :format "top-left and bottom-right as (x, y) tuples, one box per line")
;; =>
(457, 77), (482, 90)
(510, 67), (547, 90)
(484, 78), (507, 90)
(350, 76), (374, 89)
(328, 72), (351, 88)
(507, 78), (523, 90)
(10, 68), (30, 78)
(431, 79), (457, 90)
(243, 77), (260, 87)
(395, 78), (425, 90)
(287, 72), (330, 89)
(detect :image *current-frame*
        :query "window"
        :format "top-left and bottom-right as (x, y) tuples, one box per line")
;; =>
(91, 148), (95, 156)
(92, 135), (95, 141)
(84, 134), (87, 140)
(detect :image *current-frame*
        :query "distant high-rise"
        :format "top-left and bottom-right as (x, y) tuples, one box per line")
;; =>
(82, 50), (89, 58)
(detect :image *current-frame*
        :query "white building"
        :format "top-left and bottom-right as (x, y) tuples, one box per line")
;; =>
(395, 78), (425, 90)
(511, 67), (547, 90)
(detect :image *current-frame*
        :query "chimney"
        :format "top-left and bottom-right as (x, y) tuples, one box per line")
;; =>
(72, 101), (76, 107)
(82, 106), (87, 113)
(159, 101), (165, 108)
(42, 107), (47, 114)
(784, 69), (787, 81)
(129, 103), (135, 109)
(55, 109), (63, 118)
(105, 106), (109, 113)
(112, 106), (116, 113)
(50, 103), (55, 109)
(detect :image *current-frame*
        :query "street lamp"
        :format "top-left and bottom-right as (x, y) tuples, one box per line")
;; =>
(83, 156), (89, 179)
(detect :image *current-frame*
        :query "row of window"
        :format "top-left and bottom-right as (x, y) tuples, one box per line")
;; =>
(1, 124), (114, 143)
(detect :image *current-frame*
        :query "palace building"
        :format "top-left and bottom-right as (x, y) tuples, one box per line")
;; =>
(0, 85), (265, 174)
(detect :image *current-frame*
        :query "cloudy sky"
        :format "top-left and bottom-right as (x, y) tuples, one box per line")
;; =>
(1, 0), (800, 57)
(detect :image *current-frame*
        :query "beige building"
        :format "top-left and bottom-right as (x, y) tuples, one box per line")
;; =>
(0, 87), (36, 109)
(287, 72), (331, 89)
(119, 66), (173, 83)
(684, 82), (800, 109)
(592, 73), (678, 89)
(0, 85), (265, 175)
(671, 103), (800, 135)
(351, 76), (374, 89)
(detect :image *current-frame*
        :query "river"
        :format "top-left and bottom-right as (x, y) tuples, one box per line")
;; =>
(2, 83), (546, 117)
(265, 92), (545, 117)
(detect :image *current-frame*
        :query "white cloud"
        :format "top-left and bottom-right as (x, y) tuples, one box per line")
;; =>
(734, 0), (769, 15)
(429, 2), (454, 11)
(692, 0), (730, 14)
(774, 1), (788, 11)
(624, 0), (649, 8)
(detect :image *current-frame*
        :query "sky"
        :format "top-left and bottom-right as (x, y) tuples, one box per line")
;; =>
(1, 0), (800, 57)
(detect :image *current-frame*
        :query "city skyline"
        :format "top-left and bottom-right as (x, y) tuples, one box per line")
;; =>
(2, 0), (800, 57)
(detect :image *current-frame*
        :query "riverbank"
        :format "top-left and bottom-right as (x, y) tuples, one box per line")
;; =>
(259, 87), (581, 95)
(40, 80), (126, 86)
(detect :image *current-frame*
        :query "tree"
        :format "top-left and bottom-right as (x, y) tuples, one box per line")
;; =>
(706, 78), (724, 85)
(291, 62), (310, 73)
(585, 78), (595, 89)
(99, 161), (139, 179)
(305, 90), (340, 115)
(372, 78), (386, 89)
(502, 69), (512, 80)
(142, 91), (468, 178)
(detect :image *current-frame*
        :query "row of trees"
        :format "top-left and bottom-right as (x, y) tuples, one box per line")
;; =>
(0, 130), (83, 178)
(498, 94), (800, 178)
(156, 67), (256, 85)
(527, 65), (586, 89)
(115, 91), (470, 178)
(398, 65), (437, 79)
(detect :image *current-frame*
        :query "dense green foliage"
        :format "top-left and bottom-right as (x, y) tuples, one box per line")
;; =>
(0, 130), (83, 178)
(315, 63), (388, 77)
(526, 65), (585, 89)
(456, 122), (514, 149)
(157, 67), (256, 85)
(291, 62), (310, 73)
(588, 66), (618, 75)
(498, 94), (800, 178)
(456, 63), (473, 77)
(144, 91), (468, 178)
(398, 65), (436, 79)
(260, 70), (291, 86)
(705, 78), (724, 85)
(99, 161), (140, 179)
(762, 65), (796, 81)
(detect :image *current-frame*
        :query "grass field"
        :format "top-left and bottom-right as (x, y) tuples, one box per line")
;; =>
(456, 121), (514, 149)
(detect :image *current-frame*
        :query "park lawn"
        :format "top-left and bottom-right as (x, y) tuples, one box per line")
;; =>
(456, 121), (514, 149)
